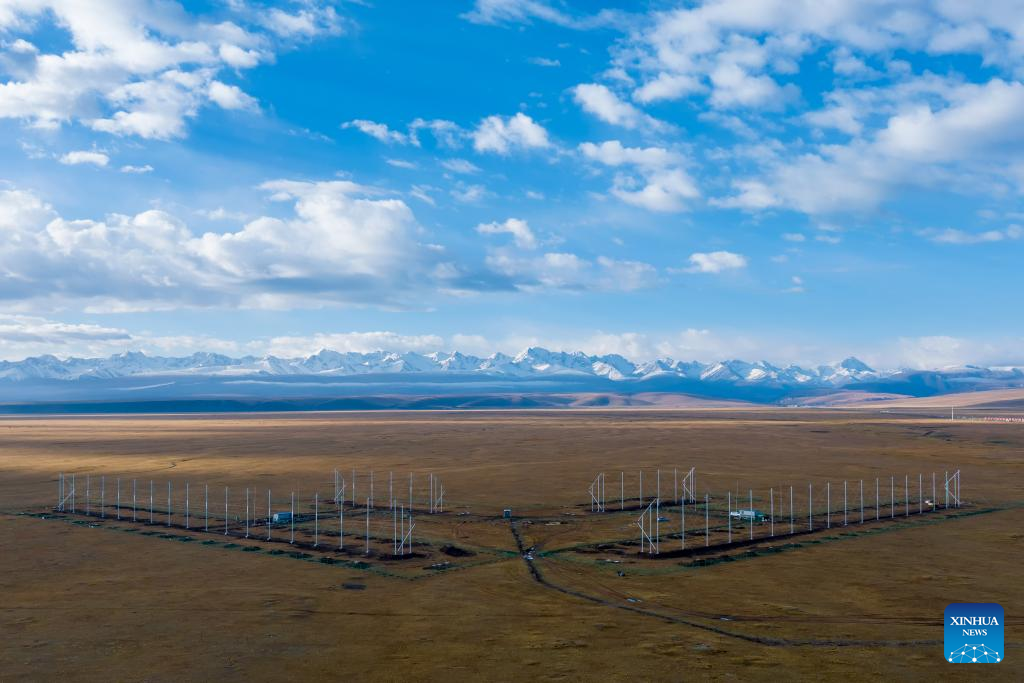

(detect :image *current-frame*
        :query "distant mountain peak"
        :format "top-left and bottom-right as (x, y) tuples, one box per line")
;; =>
(0, 347), (1020, 402)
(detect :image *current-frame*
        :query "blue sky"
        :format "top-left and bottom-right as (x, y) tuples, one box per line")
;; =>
(0, 0), (1022, 368)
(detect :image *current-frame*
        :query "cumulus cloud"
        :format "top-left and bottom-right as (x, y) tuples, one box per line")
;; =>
(207, 81), (258, 110)
(0, 1), (321, 139)
(476, 218), (537, 249)
(472, 113), (550, 154)
(572, 83), (666, 131)
(580, 140), (697, 212)
(579, 140), (680, 168)
(611, 168), (699, 212)
(0, 180), (449, 310)
(120, 164), (154, 174)
(616, 0), (1024, 112)
(684, 251), (747, 274)
(59, 150), (109, 167)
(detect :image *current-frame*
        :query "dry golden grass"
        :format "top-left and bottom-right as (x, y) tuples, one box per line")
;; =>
(1, 410), (1021, 680)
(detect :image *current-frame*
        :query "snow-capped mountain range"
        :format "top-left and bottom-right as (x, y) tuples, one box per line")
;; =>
(0, 347), (1019, 389)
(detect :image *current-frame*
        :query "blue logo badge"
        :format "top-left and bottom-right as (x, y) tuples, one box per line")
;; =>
(945, 603), (1003, 663)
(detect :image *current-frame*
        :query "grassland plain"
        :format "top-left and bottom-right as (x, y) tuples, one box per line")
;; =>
(0, 410), (1021, 681)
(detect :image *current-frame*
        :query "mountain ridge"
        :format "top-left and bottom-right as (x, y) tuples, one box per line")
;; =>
(1, 347), (1021, 393)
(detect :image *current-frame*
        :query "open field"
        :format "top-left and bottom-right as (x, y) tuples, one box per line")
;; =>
(1, 409), (1022, 680)
(842, 388), (1024, 409)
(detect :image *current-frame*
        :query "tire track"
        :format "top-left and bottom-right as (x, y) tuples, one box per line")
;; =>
(508, 519), (941, 649)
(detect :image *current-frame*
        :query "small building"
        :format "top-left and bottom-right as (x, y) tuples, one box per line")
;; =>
(502, 508), (512, 519)
(729, 509), (767, 523)
(272, 511), (292, 524)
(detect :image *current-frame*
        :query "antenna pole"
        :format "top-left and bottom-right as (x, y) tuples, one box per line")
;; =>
(704, 493), (709, 546)
(290, 491), (295, 544)
(101, 475), (105, 518)
(225, 486), (229, 536)
(656, 470), (660, 553)
(770, 487), (774, 537)
(681, 495), (685, 550)
(314, 492), (319, 547)
(185, 482), (190, 529)
(826, 481), (830, 529)
(727, 491), (732, 543)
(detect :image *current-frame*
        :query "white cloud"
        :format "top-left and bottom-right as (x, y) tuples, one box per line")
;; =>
(472, 112), (550, 154)
(120, 164), (154, 174)
(451, 183), (488, 203)
(615, 0), (1024, 115)
(207, 81), (258, 110)
(0, 1), (327, 139)
(409, 185), (436, 206)
(782, 233), (805, 242)
(59, 150), (109, 167)
(580, 140), (697, 212)
(263, 332), (444, 358)
(708, 63), (795, 109)
(261, 6), (346, 38)
(612, 168), (699, 212)
(461, 0), (614, 30)
(385, 158), (418, 169)
(579, 140), (680, 168)
(440, 158), (481, 174)
(0, 180), (451, 310)
(684, 251), (747, 274)
(409, 118), (464, 148)
(476, 218), (537, 249)
(572, 83), (666, 131)
(528, 57), (560, 67)
(342, 119), (410, 145)
(633, 73), (704, 103)
(197, 207), (247, 221)
(924, 225), (1022, 244)
(710, 179), (779, 210)
(486, 250), (657, 292)
(0, 314), (130, 360)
